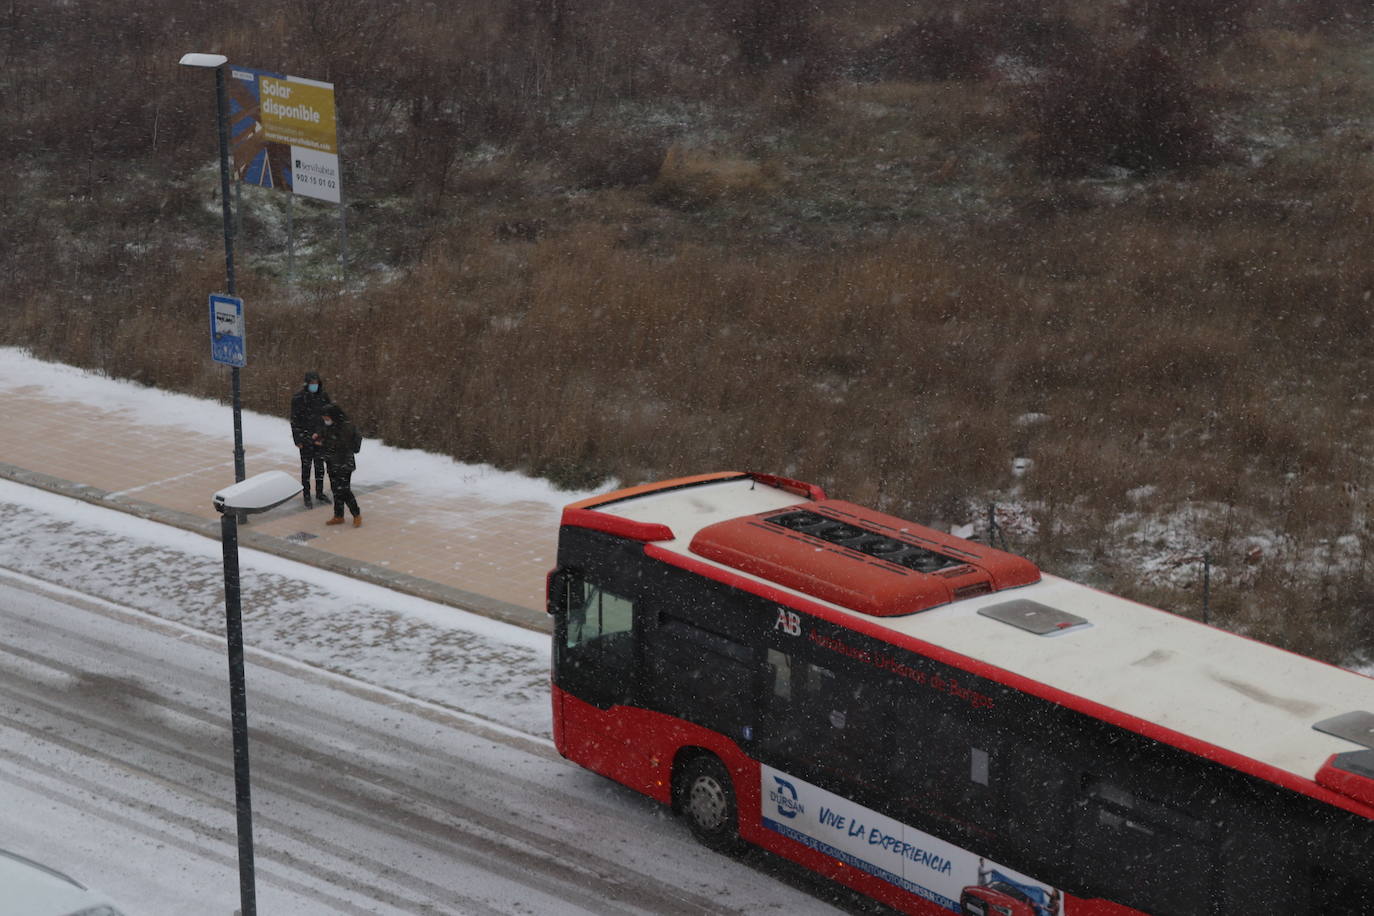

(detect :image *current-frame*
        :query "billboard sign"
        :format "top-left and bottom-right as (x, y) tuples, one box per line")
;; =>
(227, 67), (341, 204)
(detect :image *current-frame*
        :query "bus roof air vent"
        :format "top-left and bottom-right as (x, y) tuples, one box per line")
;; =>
(767, 509), (966, 573)
(688, 499), (1040, 617)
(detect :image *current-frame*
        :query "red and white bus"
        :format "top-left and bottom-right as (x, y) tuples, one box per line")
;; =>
(548, 472), (1374, 915)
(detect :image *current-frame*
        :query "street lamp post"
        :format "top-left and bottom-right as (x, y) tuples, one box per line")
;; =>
(217, 505), (256, 916)
(210, 471), (302, 916)
(180, 52), (246, 484)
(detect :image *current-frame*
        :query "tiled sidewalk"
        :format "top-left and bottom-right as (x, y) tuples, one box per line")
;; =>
(0, 382), (556, 633)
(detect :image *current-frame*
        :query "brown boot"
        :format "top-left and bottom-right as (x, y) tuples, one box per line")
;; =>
(326, 516), (344, 526)
(352, 513), (362, 528)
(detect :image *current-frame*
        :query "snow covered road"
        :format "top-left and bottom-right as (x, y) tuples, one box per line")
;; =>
(0, 481), (849, 914)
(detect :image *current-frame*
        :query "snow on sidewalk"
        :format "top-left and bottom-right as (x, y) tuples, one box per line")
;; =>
(0, 348), (602, 624)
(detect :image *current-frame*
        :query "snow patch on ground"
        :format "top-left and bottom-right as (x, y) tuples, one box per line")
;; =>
(0, 478), (553, 738)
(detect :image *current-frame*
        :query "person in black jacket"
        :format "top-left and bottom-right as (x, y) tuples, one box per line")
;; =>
(314, 403), (363, 527)
(290, 371), (330, 508)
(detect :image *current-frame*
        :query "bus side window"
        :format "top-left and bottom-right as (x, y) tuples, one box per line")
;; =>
(921, 715), (997, 819)
(999, 740), (1073, 845)
(558, 574), (638, 709)
(767, 648), (792, 703)
(791, 661), (898, 789)
(1072, 776), (1215, 915)
(1311, 864), (1374, 912)
(757, 648), (806, 761)
(566, 580), (634, 649)
(648, 613), (753, 737)
(796, 664), (843, 728)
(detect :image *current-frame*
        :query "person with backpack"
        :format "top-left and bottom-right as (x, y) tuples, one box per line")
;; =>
(313, 402), (363, 527)
(289, 370), (331, 508)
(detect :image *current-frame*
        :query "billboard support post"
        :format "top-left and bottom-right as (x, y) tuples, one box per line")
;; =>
(287, 193), (295, 284)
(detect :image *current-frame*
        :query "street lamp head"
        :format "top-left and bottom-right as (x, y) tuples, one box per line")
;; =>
(213, 471), (302, 515)
(180, 52), (228, 69)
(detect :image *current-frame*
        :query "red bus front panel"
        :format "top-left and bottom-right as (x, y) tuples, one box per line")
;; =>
(553, 686), (755, 807)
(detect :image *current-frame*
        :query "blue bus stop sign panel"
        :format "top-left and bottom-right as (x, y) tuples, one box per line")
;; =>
(209, 294), (246, 367)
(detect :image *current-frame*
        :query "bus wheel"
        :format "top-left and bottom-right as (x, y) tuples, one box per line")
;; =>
(679, 755), (740, 852)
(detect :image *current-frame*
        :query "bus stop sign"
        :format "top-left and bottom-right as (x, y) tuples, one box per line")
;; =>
(209, 293), (246, 367)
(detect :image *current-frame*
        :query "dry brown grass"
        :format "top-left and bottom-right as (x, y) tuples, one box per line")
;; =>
(7, 0), (1374, 663)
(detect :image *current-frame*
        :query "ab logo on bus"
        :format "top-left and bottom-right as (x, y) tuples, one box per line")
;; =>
(774, 608), (801, 636)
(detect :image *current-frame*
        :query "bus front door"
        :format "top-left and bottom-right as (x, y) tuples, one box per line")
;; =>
(553, 572), (639, 773)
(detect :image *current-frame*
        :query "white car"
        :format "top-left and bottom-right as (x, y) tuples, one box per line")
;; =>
(0, 848), (126, 916)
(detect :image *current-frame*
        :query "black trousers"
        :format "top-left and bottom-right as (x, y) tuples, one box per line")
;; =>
(300, 445), (326, 495)
(327, 464), (360, 517)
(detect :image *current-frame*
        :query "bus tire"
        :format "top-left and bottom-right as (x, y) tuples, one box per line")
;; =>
(678, 754), (740, 853)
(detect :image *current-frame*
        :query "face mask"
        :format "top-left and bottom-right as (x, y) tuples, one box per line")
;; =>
(323, 418), (333, 427)
(308, 383), (319, 393)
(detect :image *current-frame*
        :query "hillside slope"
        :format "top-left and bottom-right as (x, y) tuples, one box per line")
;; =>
(4, 0), (1374, 663)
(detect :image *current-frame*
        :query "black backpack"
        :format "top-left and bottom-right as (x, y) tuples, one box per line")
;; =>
(351, 426), (363, 454)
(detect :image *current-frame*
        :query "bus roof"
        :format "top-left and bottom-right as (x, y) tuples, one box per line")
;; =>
(563, 473), (1374, 815)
